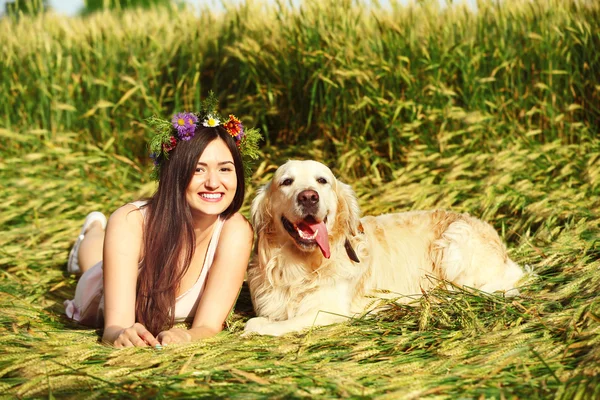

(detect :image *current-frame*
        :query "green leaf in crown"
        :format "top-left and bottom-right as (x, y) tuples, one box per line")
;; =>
(146, 91), (262, 182)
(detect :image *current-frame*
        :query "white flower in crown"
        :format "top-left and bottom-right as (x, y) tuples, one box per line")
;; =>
(202, 114), (220, 127)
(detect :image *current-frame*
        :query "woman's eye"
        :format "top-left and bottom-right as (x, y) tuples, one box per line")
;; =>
(317, 177), (328, 184)
(195, 167), (205, 173)
(220, 167), (233, 172)
(281, 178), (294, 186)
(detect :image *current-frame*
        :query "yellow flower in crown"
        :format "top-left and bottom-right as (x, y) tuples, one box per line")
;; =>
(202, 114), (220, 127)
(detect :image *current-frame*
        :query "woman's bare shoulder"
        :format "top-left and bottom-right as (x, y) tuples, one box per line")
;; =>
(107, 203), (145, 228)
(212, 213), (253, 269)
(221, 212), (253, 242)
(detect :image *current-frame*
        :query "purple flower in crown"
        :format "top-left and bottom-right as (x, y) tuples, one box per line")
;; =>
(171, 112), (198, 141)
(150, 153), (159, 166)
(235, 124), (245, 142)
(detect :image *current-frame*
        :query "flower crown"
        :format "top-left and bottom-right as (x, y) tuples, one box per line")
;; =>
(146, 92), (262, 180)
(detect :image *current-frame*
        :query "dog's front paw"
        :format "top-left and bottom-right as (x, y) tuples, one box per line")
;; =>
(243, 317), (273, 336)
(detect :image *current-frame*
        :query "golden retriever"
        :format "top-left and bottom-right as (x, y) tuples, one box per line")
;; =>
(244, 160), (524, 336)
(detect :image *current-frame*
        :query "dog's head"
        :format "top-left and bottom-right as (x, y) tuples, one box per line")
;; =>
(252, 160), (361, 261)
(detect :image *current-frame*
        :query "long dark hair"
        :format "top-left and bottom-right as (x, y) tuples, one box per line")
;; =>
(136, 126), (245, 335)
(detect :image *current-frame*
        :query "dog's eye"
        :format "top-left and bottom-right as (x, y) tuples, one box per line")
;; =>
(317, 177), (328, 184)
(281, 178), (294, 186)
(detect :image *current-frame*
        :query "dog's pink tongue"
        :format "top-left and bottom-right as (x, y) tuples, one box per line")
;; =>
(308, 221), (330, 259)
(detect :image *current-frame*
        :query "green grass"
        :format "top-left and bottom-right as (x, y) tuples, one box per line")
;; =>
(1, 0), (599, 398)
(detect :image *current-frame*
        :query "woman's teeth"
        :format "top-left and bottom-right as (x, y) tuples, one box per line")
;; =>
(200, 193), (222, 199)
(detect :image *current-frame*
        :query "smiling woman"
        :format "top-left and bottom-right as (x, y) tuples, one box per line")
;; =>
(63, 94), (261, 348)
(185, 143), (238, 217)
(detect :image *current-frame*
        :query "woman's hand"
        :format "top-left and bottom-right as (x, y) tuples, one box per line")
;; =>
(157, 327), (192, 345)
(109, 323), (159, 348)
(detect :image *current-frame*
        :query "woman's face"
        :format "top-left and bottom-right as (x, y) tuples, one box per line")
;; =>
(186, 138), (237, 218)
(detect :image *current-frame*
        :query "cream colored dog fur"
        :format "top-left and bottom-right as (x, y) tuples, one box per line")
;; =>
(244, 160), (524, 336)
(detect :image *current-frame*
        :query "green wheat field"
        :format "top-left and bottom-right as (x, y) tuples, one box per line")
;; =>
(1, 0), (599, 398)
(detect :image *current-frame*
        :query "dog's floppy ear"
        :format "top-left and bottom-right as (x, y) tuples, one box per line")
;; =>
(334, 178), (362, 237)
(334, 178), (362, 263)
(251, 182), (272, 235)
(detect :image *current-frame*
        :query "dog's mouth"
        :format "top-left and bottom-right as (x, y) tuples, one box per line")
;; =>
(281, 215), (330, 258)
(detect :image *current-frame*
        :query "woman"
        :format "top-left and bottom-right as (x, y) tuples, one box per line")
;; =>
(64, 98), (260, 348)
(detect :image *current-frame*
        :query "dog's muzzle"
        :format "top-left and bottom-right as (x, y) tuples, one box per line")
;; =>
(280, 214), (331, 258)
(297, 189), (319, 214)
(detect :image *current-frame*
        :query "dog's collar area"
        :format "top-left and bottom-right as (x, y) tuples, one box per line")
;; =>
(344, 238), (360, 263)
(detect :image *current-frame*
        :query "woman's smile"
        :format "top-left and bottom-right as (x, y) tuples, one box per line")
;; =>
(199, 192), (224, 202)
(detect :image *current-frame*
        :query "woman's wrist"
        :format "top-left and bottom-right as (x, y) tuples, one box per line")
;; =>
(156, 327), (192, 345)
(170, 327), (192, 342)
(186, 326), (220, 341)
(101, 325), (125, 345)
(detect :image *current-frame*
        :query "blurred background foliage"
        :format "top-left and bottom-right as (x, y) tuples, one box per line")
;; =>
(0, 1), (599, 397)
(3, 0), (47, 15)
(81, 0), (179, 15)
(1, 0), (598, 182)
(3, 0), (178, 15)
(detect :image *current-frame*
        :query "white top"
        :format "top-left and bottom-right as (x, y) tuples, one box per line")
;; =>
(129, 200), (225, 322)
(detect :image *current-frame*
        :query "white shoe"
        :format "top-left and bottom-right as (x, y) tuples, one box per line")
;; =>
(67, 212), (107, 274)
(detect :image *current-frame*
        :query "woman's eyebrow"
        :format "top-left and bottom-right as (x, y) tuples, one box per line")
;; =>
(197, 161), (234, 166)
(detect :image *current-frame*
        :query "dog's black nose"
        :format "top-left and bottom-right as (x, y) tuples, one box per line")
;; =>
(297, 190), (319, 208)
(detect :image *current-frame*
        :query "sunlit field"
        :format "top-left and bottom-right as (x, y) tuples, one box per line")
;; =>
(1, 0), (599, 397)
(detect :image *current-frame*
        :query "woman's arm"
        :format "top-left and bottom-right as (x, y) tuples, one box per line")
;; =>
(101, 204), (159, 347)
(157, 212), (253, 344)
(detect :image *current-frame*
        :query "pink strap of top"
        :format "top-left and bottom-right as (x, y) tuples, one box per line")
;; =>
(129, 200), (225, 322)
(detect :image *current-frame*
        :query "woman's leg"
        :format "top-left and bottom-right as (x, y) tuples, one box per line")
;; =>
(77, 221), (105, 274)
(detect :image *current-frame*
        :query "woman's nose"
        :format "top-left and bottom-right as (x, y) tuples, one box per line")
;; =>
(205, 170), (219, 189)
